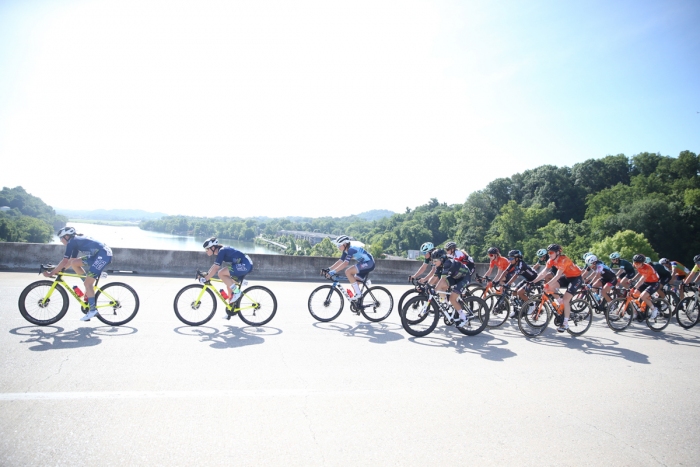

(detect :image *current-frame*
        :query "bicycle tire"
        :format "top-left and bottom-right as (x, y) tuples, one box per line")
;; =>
(518, 298), (551, 337)
(456, 296), (489, 336)
(468, 286), (487, 299)
(308, 285), (344, 322)
(400, 295), (439, 337)
(94, 282), (140, 326)
(398, 288), (420, 315)
(483, 293), (509, 328)
(236, 286), (277, 326)
(646, 298), (671, 332)
(18, 280), (69, 326)
(664, 291), (679, 311)
(567, 299), (593, 336)
(605, 297), (633, 331)
(359, 286), (393, 322)
(173, 284), (217, 326)
(675, 296), (699, 329)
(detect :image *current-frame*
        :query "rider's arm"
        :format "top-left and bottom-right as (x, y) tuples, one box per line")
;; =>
(410, 263), (428, 280)
(328, 259), (349, 274)
(45, 258), (71, 277)
(421, 266), (436, 283)
(484, 266), (494, 279)
(204, 263), (221, 281)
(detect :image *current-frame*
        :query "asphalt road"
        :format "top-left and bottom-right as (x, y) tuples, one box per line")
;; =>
(1, 272), (699, 466)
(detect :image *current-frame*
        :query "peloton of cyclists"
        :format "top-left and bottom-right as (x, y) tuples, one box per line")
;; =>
(324, 235), (375, 301)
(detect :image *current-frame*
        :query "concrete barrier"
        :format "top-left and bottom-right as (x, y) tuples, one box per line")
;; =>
(0, 243), (489, 284)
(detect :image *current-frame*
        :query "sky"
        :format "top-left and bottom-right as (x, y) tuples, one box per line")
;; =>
(0, 0), (698, 218)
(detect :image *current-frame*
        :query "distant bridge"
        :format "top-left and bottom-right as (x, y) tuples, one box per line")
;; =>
(256, 236), (287, 250)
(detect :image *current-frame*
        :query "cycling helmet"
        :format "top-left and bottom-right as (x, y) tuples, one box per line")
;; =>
(444, 241), (457, 250)
(420, 242), (434, 253)
(487, 247), (500, 255)
(632, 254), (646, 263)
(202, 237), (219, 249)
(659, 258), (670, 265)
(585, 254), (598, 266)
(431, 249), (447, 261)
(694, 254), (700, 263)
(507, 249), (523, 258)
(609, 252), (621, 260)
(547, 243), (561, 253)
(582, 252), (593, 260)
(536, 248), (547, 257)
(645, 256), (652, 264)
(332, 235), (351, 247)
(56, 226), (76, 238)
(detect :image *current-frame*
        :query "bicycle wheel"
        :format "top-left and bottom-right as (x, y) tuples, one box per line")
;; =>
(518, 298), (551, 337)
(646, 298), (672, 332)
(567, 299), (593, 336)
(483, 293), (509, 328)
(398, 288), (420, 315)
(468, 286), (487, 299)
(401, 295), (439, 337)
(664, 291), (679, 311)
(456, 296), (489, 336)
(675, 296), (699, 329)
(236, 286), (277, 326)
(18, 280), (69, 326)
(605, 298), (633, 331)
(308, 285), (344, 322)
(94, 282), (140, 326)
(359, 286), (393, 322)
(173, 284), (217, 326)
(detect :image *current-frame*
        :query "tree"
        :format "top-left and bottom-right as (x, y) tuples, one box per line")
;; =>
(310, 238), (339, 257)
(590, 230), (657, 262)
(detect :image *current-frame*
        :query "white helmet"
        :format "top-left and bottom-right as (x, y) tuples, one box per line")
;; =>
(202, 237), (219, 249)
(56, 226), (76, 238)
(420, 242), (434, 253)
(585, 254), (598, 266)
(332, 235), (350, 247)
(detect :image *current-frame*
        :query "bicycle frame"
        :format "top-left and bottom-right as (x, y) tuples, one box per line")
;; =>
(38, 265), (118, 312)
(422, 287), (465, 325)
(194, 271), (259, 314)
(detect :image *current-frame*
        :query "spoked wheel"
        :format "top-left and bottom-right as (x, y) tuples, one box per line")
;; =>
(236, 286), (277, 326)
(400, 296), (439, 337)
(605, 298), (633, 331)
(359, 286), (393, 322)
(646, 298), (672, 332)
(483, 293), (510, 328)
(95, 282), (140, 326)
(518, 298), (551, 337)
(18, 280), (69, 326)
(567, 299), (593, 336)
(675, 296), (699, 329)
(173, 284), (217, 326)
(308, 285), (344, 322)
(456, 296), (489, 336)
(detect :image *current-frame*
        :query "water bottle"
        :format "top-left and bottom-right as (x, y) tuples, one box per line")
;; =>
(220, 289), (229, 300)
(73, 286), (84, 297)
(347, 288), (354, 298)
(594, 292), (602, 303)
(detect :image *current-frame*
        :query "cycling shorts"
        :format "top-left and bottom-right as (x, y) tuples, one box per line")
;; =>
(227, 261), (253, 282)
(447, 274), (471, 294)
(658, 276), (671, 286)
(83, 248), (113, 279)
(618, 269), (635, 280)
(355, 260), (375, 279)
(558, 276), (583, 295)
(638, 281), (660, 295)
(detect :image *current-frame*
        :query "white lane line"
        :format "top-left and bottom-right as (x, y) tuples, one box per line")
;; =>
(0, 389), (386, 401)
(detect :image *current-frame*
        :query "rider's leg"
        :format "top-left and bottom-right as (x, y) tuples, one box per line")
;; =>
(68, 258), (86, 276)
(345, 265), (361, 297)
(602, 282), (613, 303)
(217, 268), (237, 297)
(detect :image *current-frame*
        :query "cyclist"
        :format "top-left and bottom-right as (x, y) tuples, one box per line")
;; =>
(431, 248), (473, 326)
(444, 241), (476, 274)
(584, 254), (617, 305)
(43, 226), (113, 321)
(647, 257), (672, 300)
(502, 249), (539, 316)
(683, 254), (700, 286)
(409, 242), (438, 285)
(609, 252), (637, 288)
(631, 253), (660, 320)
(661, 258), (690, 299)
(324, 235), (374, 300)
(533, 248), (555, 281)
(534, 243), (583, 333)
(484, 247), (510, 286)
(201, 237), (253, 304)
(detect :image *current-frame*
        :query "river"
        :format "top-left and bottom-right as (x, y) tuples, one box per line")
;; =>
(50, 222), (281, 254)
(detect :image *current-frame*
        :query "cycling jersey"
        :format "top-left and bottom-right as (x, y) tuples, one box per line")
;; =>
(670, 262), (689, 277)
(450, 249), (475, 272)
(506, 260), (538, 282)
(589, 261), (617, 285)
(489, 256), (510, 271)
(652, 263), (671, 280)
(635, 263), (659, 283)
(341, 246), (373, 264)
(63, 236), (111, 259)
(611, 259), (635, 278)
(214, 246), (253, 267)
(692, 264), (700, 274)
(546, 255), (582, 278)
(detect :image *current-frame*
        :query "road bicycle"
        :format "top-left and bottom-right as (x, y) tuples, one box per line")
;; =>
(307, 270), (393, 322)
(575, 283), (610, 314)
(675, 283), (699, 329)
(604, 287), (672, 332)
(517, 289), (592, 337)
(482, 281), (539, 328)
(173, 270), (277, 326)
(399, 277), (484, 320)
(400, 285), (489, 337)
(18, 264), (139, 326)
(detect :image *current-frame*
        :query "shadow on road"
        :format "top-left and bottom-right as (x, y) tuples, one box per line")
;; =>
(616, 325), (700, 347)
(9, 325), (138, 351)
(174, 325), (282, 349)
(408, 326), (517, 361)
(312, 321), (404, 344)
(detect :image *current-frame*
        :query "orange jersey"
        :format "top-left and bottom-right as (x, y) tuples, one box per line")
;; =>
(490, 256), (510, 271)
(546, 255), (582, 278)
(635, 263), (659, 283)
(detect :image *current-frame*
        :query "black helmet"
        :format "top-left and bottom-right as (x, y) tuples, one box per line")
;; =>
(694, 254), (700, 263)
(202, 237), (219, 249)
(445, 241), (457, 250)
(632, 254), (646, 263)
(431, 249), (447, 261)
(508, 249), (523, 258)
(487, 247), (500, 255)
(547, 243), (561, 253)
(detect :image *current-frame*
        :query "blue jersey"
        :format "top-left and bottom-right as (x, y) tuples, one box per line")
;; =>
(63, 236), (109, 259)
(214, 246), (252, 267)
(341, 246), (373, 264)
